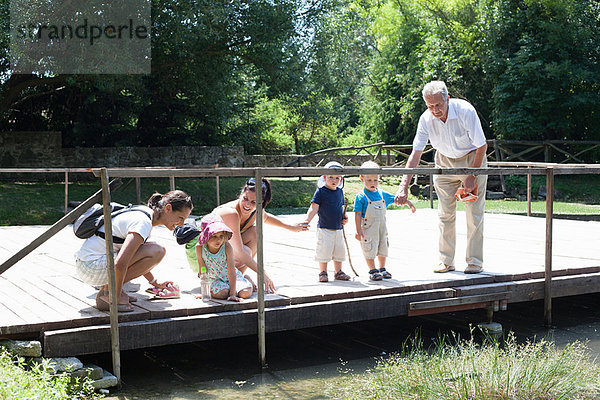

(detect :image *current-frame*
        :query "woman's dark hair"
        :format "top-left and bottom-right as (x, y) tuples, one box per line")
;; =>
(242, 178), (272, 207)
(147, 190), (193, 214)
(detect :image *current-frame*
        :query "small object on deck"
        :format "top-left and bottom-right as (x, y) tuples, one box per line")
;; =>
(200, 270), (211, 302)
(149, 283), (180, 300)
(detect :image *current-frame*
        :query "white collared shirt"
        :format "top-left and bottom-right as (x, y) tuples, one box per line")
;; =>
(413, 98), (486, 159)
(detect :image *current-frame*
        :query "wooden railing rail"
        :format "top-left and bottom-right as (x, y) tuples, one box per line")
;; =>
(284, 140), (600, 168)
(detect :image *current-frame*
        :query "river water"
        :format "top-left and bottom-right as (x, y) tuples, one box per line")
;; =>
(94, 292), (600, 399)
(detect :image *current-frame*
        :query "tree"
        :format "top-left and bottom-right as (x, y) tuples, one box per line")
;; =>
(483, 0), (600, 140)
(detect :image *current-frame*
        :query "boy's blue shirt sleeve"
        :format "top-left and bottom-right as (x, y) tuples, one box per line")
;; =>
(382, 190), (396, 207)
(353, 191), (369, 218)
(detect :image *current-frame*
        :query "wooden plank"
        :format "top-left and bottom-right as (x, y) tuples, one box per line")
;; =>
(408, 292), (510, 311)
(453, 282), (515, 297)
(1, 210), (600, 343)
(508, 273), (600, 303)
(0, 277), (55, 334)
(44, 310), (260, 357)
(43, 288), (455, 357)
(0, 296), (28, 331)
(92, 166), (569, 179)
(0, 179), (122, 275)
(408, 302), (491, 316)
(9, 276), (93, 323)
(26, 275), (106, 317)
(44, 275), (149, 323)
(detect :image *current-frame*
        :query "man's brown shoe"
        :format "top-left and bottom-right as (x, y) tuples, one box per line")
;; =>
(433, 263), (455, 273)
(464, 264), (483, 274)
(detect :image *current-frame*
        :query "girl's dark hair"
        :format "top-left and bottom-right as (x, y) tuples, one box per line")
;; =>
(147, 190), (193, 214)
(242, 177), (272, 207)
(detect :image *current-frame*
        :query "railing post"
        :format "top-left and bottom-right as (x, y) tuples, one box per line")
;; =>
(216, 176), (220, 206)
(135, 178), (142, 205)
(493, 139), (506, 192)
(64, 171), (69, 215)
(255, 169), (266, 367)
(100, 168), (121, 386)
(429, 175), (434, 209)
(544, 167), (554, 328)
(169, 176), (175, 191)
(527, 169), (532, 217)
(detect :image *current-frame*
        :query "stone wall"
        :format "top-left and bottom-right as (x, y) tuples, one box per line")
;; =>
(0, 131), (380, 181)
(0, 131), (62, 167)
(61, 145), (246, 168)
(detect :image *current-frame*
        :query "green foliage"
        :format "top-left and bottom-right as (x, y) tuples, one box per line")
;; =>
(0, 0), (326, 151)
(0, 350), (101, 400)
(483, 0), (600, 140)
(2, 0), (600, 152)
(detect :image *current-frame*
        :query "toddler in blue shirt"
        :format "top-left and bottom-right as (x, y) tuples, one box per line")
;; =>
(354, 161), (415, 281)
(304, 161), (352, 282)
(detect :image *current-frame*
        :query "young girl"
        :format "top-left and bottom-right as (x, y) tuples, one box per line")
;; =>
(195, 214), (252, 302)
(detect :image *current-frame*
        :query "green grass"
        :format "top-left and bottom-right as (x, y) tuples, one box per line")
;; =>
(0, 350), (101, 400)
(328, 332), (600, 400)
(1, 174), (599, 226)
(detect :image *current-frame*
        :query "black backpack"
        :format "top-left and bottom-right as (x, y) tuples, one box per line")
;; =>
(73, 202), (152, 244)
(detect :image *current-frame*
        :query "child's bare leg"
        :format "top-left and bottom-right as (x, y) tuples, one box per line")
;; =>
(378, 256), (391, 278)
(211, 289), (229, 300)
(365, 258), (376, 270)
(333, 261), (342, 273)
(333, 261), (351, 280)
(238, 287), (252, 299)
(319, 262), (328, 273)
(242, 273), (257, 292)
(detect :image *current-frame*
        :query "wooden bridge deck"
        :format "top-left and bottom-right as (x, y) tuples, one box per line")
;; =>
(1, 209), (600, 357)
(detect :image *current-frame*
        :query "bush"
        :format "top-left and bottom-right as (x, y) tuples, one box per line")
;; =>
(0, 350), (101, 400)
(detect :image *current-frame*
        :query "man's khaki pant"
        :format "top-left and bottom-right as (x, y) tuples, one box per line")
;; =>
(433, 151), (487, 267)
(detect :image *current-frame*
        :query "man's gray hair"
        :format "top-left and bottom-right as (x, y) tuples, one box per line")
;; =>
(422, 81), (448, 100)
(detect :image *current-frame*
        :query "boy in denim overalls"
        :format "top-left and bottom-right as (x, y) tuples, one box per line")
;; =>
(354, 161), (415, 280)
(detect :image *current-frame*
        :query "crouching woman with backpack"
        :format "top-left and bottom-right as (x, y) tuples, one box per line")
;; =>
(75, 190), (193, 312)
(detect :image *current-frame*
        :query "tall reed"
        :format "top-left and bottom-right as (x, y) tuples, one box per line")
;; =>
(330, 331), (600, 400)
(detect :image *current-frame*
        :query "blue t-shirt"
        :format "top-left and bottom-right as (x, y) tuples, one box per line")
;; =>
(353, 189), (395, 218)
(311, 186), (344, 230)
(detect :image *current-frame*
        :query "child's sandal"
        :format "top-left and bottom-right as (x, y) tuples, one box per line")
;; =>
(152, 283), (180, 299)
(369, 269), (383, 281)
(319, 271), (329, 283)
(334, 270), (351, 281)
(379, 268), (392, 279)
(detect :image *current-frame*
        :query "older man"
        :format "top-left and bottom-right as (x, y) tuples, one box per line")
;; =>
(395, 81), (488, 274)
